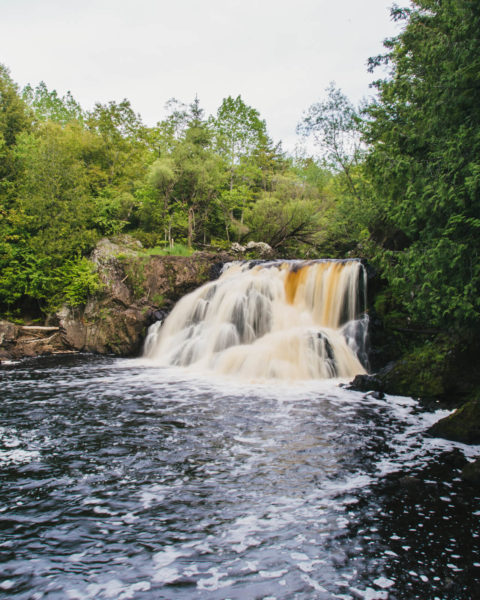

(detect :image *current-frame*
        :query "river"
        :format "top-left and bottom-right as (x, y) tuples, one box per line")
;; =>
(1, 354), (479, 599)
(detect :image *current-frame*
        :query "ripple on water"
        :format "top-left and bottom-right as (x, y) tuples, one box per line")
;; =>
(0, 355), (479, 599)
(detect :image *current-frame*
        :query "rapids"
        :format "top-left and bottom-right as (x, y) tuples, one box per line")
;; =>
(143, 260), (368, 380)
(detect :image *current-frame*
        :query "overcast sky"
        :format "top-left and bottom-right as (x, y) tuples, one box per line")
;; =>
(1, 0), (402, 152)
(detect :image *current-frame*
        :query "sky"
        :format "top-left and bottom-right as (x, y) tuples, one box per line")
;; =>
(1, 0), (402, 152)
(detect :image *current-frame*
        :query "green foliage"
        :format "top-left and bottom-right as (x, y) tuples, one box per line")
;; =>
(244, 174), (325, 255)
(297, 87), (376, 258)
(298, 83), (364, 198)
(151, 293), (165, 306)
(365, 0), (480, 328)
(22, 81), (85, 125)
(55, 257), (102, 308)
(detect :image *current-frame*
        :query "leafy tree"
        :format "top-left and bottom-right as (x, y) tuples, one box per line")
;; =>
(297, 86), (376, 256)
(214, 95), (268, 186)
(136, 158), (177, 244)
(213, 96), (274, 225)
(244, 173), (325, 254)
(22, 81), (85, 125)
(365, 0), (480, 328)
(298, 83), (364, 202)
(87, 99), (150, 187)
(0, 64), (32, 198)
(1, 121), (101, 311)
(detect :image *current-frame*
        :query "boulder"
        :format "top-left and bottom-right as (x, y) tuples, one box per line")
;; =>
(429, 397), (480, 444)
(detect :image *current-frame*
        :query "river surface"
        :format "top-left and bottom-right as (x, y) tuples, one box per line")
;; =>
(1, 355), (479, 599)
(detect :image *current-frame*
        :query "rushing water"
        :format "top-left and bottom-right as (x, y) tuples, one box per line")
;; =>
(1, 355), (479, 599)
(144, 260), (368, 380)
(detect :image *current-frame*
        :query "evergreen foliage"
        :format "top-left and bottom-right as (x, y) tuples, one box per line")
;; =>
(364, 0), (480, 329)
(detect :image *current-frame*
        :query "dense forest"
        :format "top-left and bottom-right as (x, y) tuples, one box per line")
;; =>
(1, 0), (479, 341)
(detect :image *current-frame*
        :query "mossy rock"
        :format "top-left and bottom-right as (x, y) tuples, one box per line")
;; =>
(429, 397), (480, 444)
(378, 339), (449, 398)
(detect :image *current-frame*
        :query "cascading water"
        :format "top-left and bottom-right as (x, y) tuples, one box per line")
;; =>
(143, 259), (368, 380)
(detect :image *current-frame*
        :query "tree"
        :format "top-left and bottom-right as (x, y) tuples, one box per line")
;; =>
(87, 99), (149, 187)
(213, 96), (271, 224)
(22, 81), (84, 125)
(364, 0), (480, 328)
(244, 173), (325, 255)
(298, 83), (364, 202)
(137, 158), (177, 245)
(0, 64), (32, 196)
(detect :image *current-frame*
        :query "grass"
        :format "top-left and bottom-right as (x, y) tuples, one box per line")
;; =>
(142, 243), (194, 257)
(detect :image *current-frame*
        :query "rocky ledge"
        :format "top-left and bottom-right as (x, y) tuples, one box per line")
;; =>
(0, 238), (233, 361)
(348, 334), (480, 447)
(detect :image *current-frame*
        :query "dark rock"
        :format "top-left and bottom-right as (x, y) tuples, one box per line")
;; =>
(438, 448), (468, 469)
(363, 390), (385, 400)
(429, 397), (480, 444)
(147, 309), (169, 325)
(348, 373), (384, 393)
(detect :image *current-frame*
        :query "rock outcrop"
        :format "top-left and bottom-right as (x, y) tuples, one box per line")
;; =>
(0, 322), (69, 359)
(0, 238), (233, 360)
(55, 240), (233, 356)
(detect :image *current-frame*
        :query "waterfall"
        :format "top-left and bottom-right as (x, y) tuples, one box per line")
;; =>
(143, 259), (368, 380)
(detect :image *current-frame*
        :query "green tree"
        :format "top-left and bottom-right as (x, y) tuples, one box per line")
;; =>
(244, 173), (325, 255)
(365, 0), (480, 328)
(87, 99), (149, 187)
(298, 83), (364, 202)
(0, 64), (32, 198)
(214, 95), (268, 186)
(4, 121), (100, 310)
(213, 96), (273, 225)
(22, 81), (85, 125)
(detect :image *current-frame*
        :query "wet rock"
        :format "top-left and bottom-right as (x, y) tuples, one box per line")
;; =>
(146, 309), (169, 325)
(349, 373), (384, 393)
(429, 397), (480, 444)
(363, 390), (385, 400)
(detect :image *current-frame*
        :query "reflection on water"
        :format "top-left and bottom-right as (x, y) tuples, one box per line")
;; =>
(0, 355), (479, 599)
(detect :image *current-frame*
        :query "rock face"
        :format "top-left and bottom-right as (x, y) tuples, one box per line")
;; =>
(230, 241), (274, 258)
(0, 239), (233, 360)
(55, 240), (233, 356)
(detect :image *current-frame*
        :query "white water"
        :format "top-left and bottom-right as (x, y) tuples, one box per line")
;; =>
(144, 260), (368, 380)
